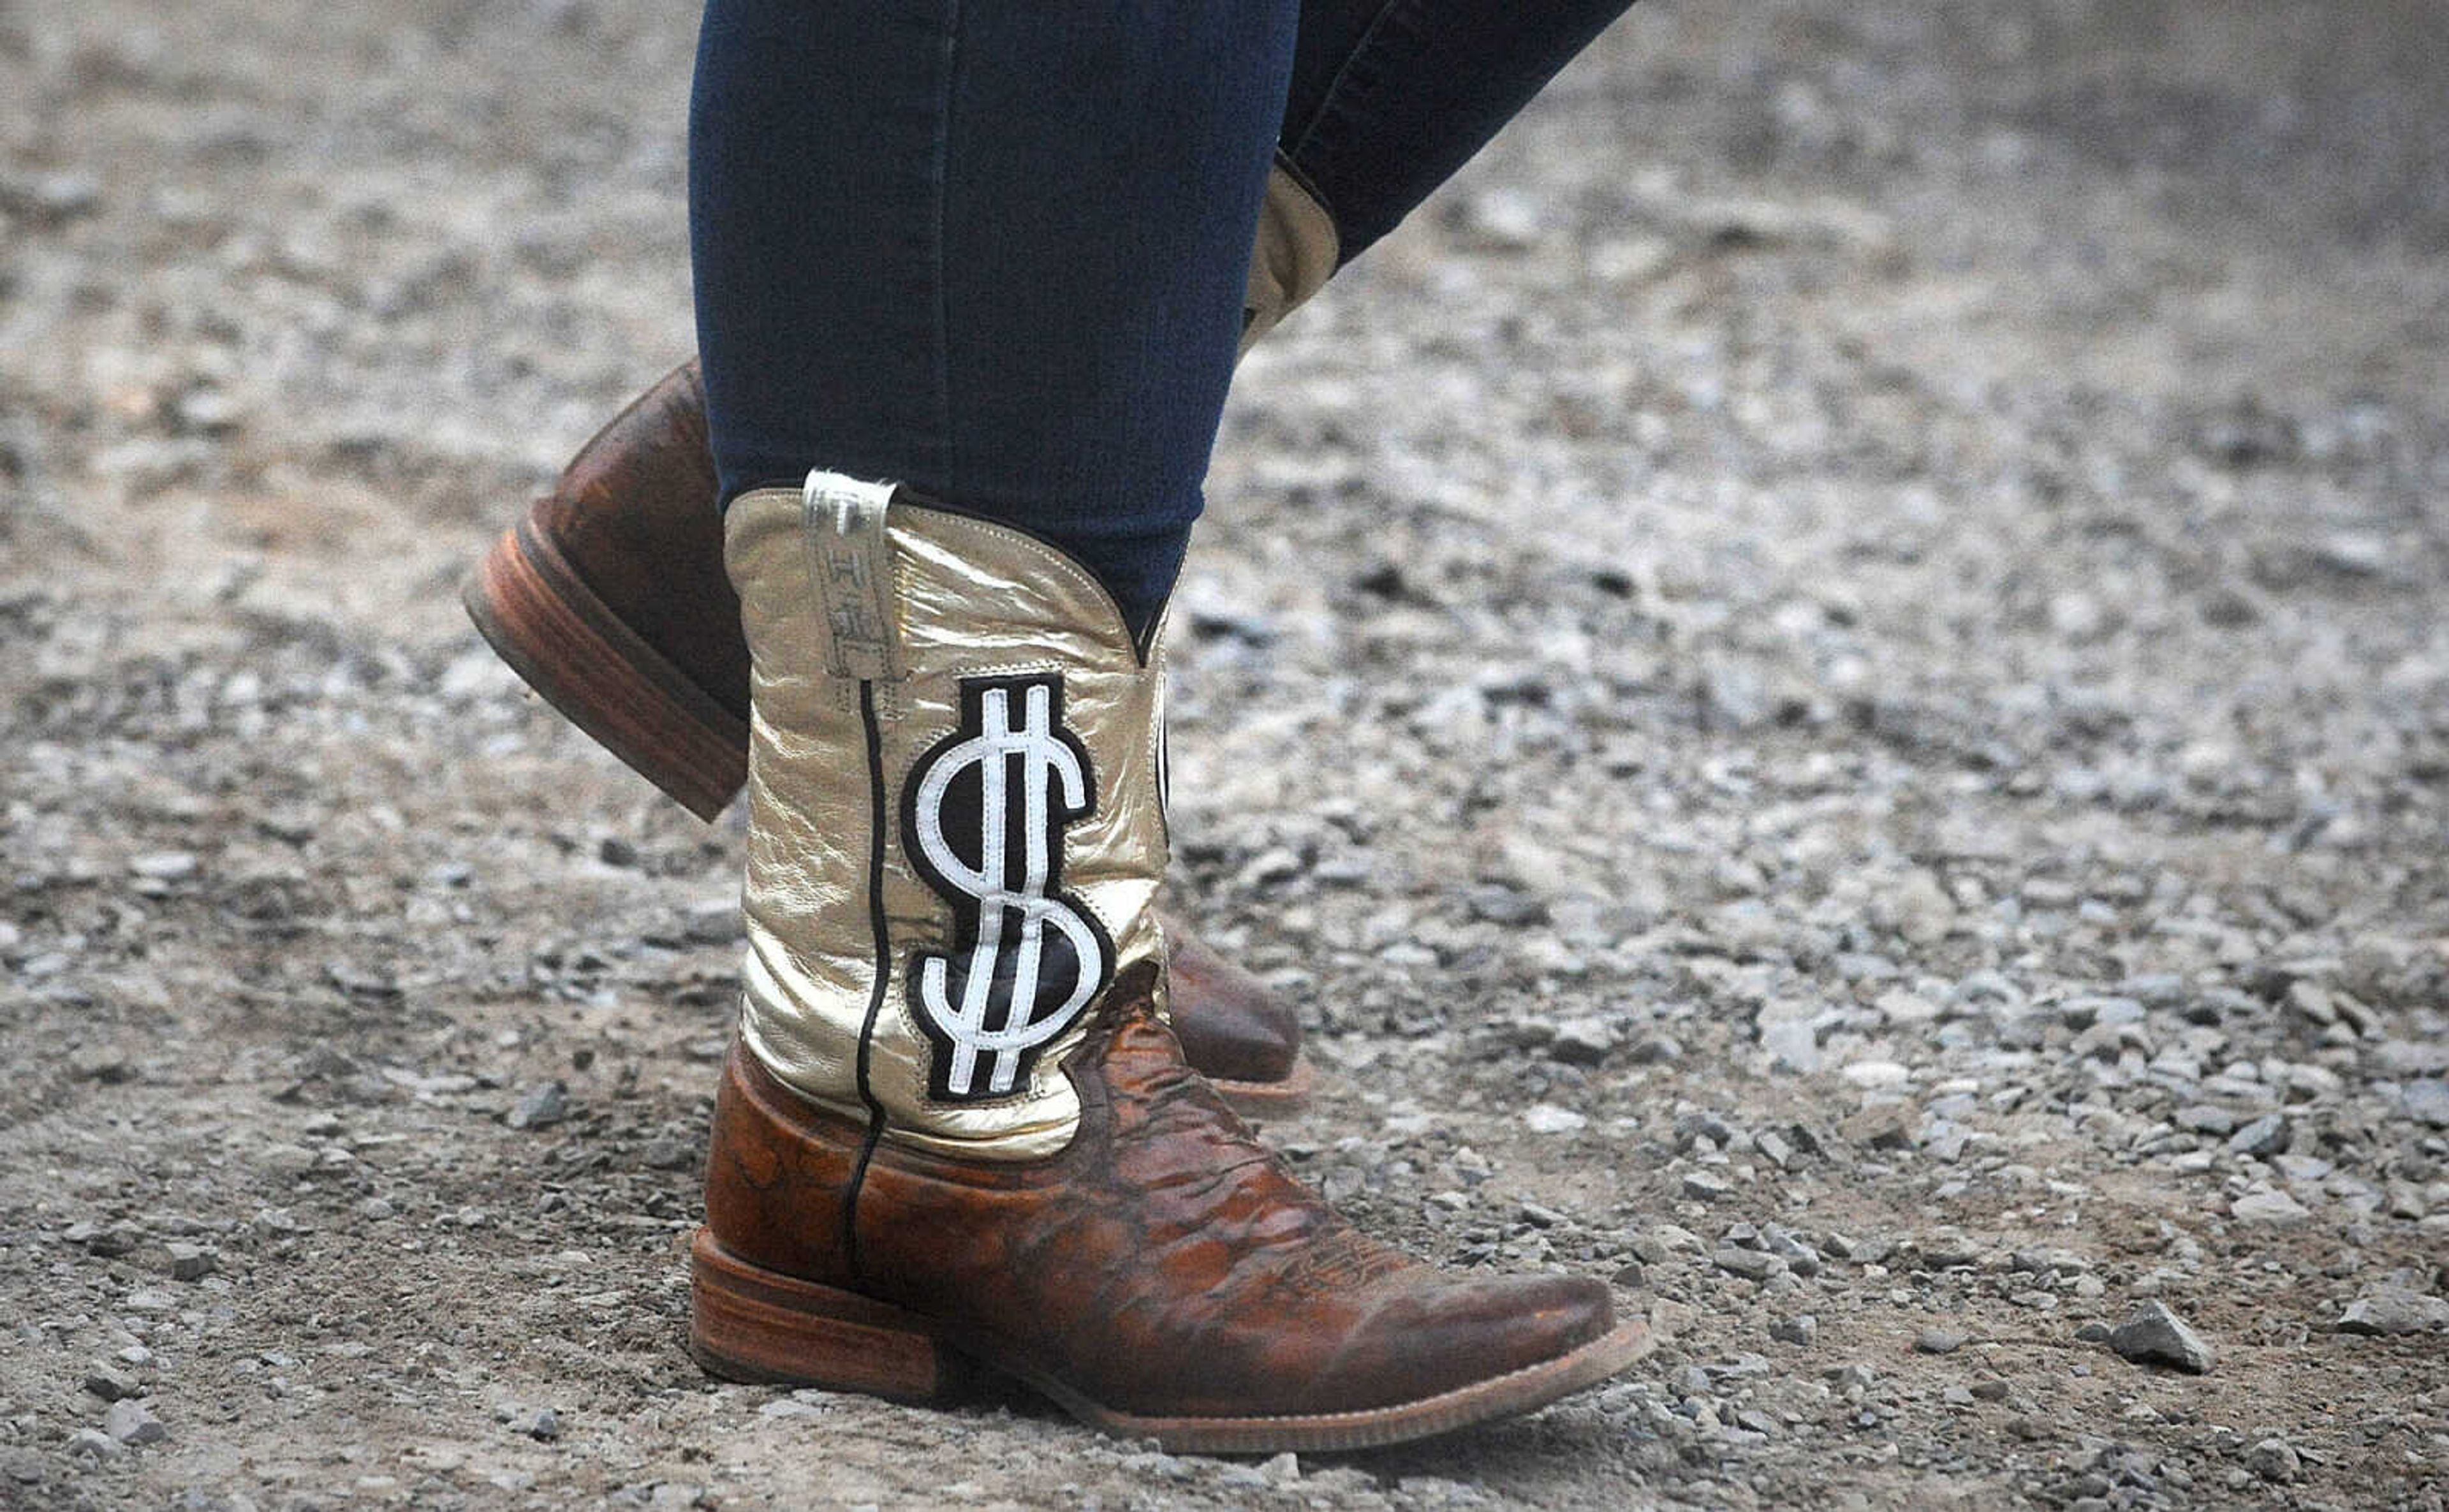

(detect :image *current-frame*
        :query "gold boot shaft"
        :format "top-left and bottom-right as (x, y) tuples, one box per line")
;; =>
(726, 477), (1169, 1161)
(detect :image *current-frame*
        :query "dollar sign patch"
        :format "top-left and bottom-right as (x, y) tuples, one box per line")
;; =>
(904, 675), (1114, 1100)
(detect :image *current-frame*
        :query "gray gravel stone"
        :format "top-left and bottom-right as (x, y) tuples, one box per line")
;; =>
(1759, 1020), (1821, 1074)
(2108, 1301), (2215, 1374)
(1913, 1329), (1966, 1355)
(1840, 1103), (1916, 1151)
(2173, 1105), (2235, 1136)
(1712, 1247), (1785, 1282)
(1682, 1171), (1732, 1201)
(2336, 1289), (2449, 1336)
(165, 1242), (217, 1281)
(2247, 1437), (2300, 1483)
(4, 167), (103, 222)
(129, 850), (200, 881)
(1521, 1104), (1586, 1135)
(684, 899), (744, 944)
(1761, 1227), (1822, 1275)
(70, 1046), (136, 1082)
(2230, 1189), (2310, 1225)
(73, 1222), (142, 1258)
(508, 1080), (570, 1131)
(1466, 883), (1546, 925)
(2226, 1114), (2290, 1157)
(103, 1398), (167, 1444)
(2405, 1078), (2449, 1129)
(1626, 1033), (1684, 1065)
(1545, 1017), (1616, 1065)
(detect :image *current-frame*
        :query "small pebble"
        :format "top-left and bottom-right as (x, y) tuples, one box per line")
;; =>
(2226, 1114), (2289, 1158)
(508, 1081), (570, 1131)
(2229, 1189), (2309, 1226)
(103, 1399), (166, 1446)
(165, 1242), (217, 1281)
(1520, 1104), (1586, 1134)
(2246, 1437), (2300, 1483)
(1683, 1171), (1732, 1201)
(128, 851), (198, 881)
(2406, 1079), (2449, 1129)
(2337, 1289), (2449, 1336)
(1713, 1247), (1784, 1282)
(2107, 1301), (2216, 1374)
(2173, 1105), (2234, 1136)
(1626, 1034), (1684, 1065)
(72, 1222), (142, 1258)
(1545, 1017), (1615, 1065)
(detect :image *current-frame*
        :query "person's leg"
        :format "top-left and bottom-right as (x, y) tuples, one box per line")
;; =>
(689, 0), (1295, 635)
(1275, 0), (1637, 268)
(681, 0), (1649, 1446)
(466, 1), (1642, 798)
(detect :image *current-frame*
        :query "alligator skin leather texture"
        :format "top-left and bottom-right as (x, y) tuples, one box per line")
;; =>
(704, 970), (1621, 1420)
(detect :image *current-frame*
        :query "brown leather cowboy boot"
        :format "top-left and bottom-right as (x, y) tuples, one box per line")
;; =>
(462, 166), (1337, 1110)
(689, 478), (1647, 1451)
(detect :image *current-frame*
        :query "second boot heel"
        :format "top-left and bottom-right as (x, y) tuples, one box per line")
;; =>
(462, 514), (748, 821)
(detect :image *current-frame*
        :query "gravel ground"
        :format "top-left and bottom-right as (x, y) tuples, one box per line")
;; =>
(5, 1), (2448, 1508)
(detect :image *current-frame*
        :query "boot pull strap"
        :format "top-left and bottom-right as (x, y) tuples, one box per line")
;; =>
(802, 469), (902, 683)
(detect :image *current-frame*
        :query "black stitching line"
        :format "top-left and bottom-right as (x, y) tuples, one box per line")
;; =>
(841, 678), (894, 1282)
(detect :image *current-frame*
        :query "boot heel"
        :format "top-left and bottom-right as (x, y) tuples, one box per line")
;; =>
(689, 1229), (955, 1402)
(460, 514), (749, 822)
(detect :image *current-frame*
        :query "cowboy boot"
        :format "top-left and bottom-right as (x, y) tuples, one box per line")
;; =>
(688, 474), (1647, 1452)
(1236, 159), (1337, 355)
(462, 371), (1306, 1110)
(462, 166), (1336, 1109)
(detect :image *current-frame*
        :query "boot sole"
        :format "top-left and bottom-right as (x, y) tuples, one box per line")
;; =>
(1205, 1059), (1314, 1117)
(460, 509), (749, 823)
(689, 1229), (1652, 1455)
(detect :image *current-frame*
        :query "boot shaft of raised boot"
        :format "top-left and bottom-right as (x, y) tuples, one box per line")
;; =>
(1239, 161), (1337, 358)
(726, 473), (1170, 1161)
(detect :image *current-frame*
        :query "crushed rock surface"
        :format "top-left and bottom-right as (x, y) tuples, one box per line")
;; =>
(4, 2), (2448, 1509)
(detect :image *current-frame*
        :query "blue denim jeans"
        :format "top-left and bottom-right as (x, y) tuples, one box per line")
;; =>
(691, 1), (1635, 635)
(1279, 1), (1635, 266)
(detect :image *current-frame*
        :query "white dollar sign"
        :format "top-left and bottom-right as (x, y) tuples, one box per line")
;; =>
(910, 679), (1107, 1097)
